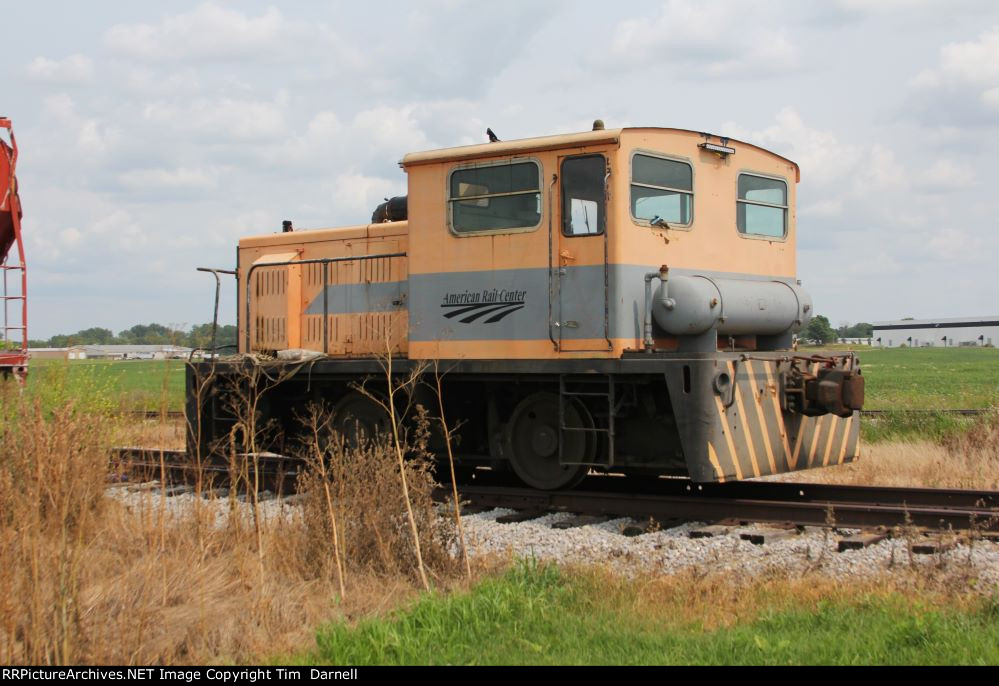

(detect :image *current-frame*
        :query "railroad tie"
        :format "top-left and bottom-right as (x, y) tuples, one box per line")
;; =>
(552, 514), (613, 530)
(124, 481), (161, 493)
(161, 485), (194, 497)
(740, 528), (798, 546)
(621, 518), (679, 537)
(495, 510), (547, 524)
(460, 504), (495, 516)
(689, 524), (733, 539)
(912, 536), (957, 555)
(278, 493), (308, 506)
(837, 532), (888, 552)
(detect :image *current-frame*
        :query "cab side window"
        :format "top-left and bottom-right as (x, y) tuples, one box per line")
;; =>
(561, 155), (606, 236)
(630, 153), (692, 226)
(737, 174), (787, 238)
(449, 161), (542, 234)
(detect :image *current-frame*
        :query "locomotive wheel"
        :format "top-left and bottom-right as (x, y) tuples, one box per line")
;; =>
(504, 392), (593, 490)
(333, 392), (390, 448)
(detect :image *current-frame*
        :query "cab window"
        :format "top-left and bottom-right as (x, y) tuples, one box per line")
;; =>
(561, 155), (606, 236)
(631, 153), (692, 226)
(737, 174), (787, 238)
(448, 161), (541, 234)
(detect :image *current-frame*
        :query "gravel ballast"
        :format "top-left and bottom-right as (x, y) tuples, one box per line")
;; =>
(107, 485), (999, 587)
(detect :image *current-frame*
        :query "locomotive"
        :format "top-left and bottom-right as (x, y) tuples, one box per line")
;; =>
(187, 123), (864, 489)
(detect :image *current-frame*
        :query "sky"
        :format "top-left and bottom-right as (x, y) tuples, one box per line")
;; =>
(5, 0), (999, 338)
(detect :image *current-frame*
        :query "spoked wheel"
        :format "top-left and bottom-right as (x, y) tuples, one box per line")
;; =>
(333, 392), (391, 449)
(504, 392), (594, 490)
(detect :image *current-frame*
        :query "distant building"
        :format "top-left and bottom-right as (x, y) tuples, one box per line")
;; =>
(28, 346), (88, 360)
(81, 344), (193, 360)
(28, 344), (194, 360)
(872, 317), (999, 348)
(29, 347), (68, 360)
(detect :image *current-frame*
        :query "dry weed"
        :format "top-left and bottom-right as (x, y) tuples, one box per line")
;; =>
(0, 366), (462, 665)
(778, 411), (999, 489)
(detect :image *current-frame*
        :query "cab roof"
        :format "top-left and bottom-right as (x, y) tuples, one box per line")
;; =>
(400, 126), (799, 181)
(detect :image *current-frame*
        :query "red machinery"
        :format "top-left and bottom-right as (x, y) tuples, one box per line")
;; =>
(0, 117), (27, 380)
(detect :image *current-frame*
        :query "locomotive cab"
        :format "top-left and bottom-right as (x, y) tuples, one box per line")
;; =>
(194, 124), (863, 490)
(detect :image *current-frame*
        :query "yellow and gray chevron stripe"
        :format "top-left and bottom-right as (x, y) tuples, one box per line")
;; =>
(705, 358), (860, 483)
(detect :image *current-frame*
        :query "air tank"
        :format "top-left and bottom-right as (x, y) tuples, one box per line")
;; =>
(652, 275), (812, 337)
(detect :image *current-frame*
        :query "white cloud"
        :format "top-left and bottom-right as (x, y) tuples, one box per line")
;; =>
(912, 26), (999, 88)
(722, 108), (865, 186)
(982, 86), (999, 110)
(834, 0), (943, 15)
(118, 166), (223, 192)
(331, 173), (405, 219)
(608, 0), (798, 79)
(914, 159), (976, 192)
(26, 55), (94, 84)
(104, 4), (290, 63)
(799, 200), (844, 218)
(858, 145), (907, 193)
(907, 25), (999, 129)
(925, 227), (991, 262)
(39, 94), (122, 161)
(142, 96), (288, 141)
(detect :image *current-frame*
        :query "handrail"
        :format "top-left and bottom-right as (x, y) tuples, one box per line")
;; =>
(196, 267), (237, 355)
(244, 252), (407, 353)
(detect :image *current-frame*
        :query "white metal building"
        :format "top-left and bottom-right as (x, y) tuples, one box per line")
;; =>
(872, 317), (999, 348)
(80, 345), (193, 360)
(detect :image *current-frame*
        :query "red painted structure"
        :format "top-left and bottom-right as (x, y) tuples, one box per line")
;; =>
(0, 118), (27, 380)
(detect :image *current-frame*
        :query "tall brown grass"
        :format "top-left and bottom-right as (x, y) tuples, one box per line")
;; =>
(778, 411), (999, 489)
(0, 380), (460, 665)
(295, 404), (456, 588)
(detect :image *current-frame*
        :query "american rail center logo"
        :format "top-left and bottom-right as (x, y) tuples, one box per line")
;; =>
(440, 289), (527, 324)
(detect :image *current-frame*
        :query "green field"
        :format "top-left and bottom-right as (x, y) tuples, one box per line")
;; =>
(24, 358), (186, 412)
(807, 346), (999, 442)
(295, 563), (999, 666)
(851, 347), (999, 410)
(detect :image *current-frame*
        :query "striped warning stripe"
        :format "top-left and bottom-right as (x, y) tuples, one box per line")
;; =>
(704, 357), (862, 482)
(744, 361), (778, 474)
(764, 363), (793, 472)
(732, 369), (762, 478)
(707, 442), (726, 483)
(713, 391), (744, 481)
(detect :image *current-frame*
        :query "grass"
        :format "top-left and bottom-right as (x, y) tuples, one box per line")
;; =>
(25, 358), (185, 412)
(854, 346), (999, 411)
(300, 563), (999, 666)
(801, 346), (999, 442)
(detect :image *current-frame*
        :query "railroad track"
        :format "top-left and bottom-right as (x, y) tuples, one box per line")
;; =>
(450, 473), (999, 533)
(112, 448), (999, 534)
(119, 409), (994, 422)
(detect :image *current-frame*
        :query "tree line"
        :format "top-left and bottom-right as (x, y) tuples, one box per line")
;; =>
(804, 316), (874, 344)
(28, 323), (238, 350)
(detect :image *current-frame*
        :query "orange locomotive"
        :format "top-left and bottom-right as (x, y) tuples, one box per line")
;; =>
(190, 123), (864, 489)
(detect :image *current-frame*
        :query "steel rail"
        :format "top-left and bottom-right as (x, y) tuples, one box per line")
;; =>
(860, 409), (987, 416)
(451, 483), (999, 532)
